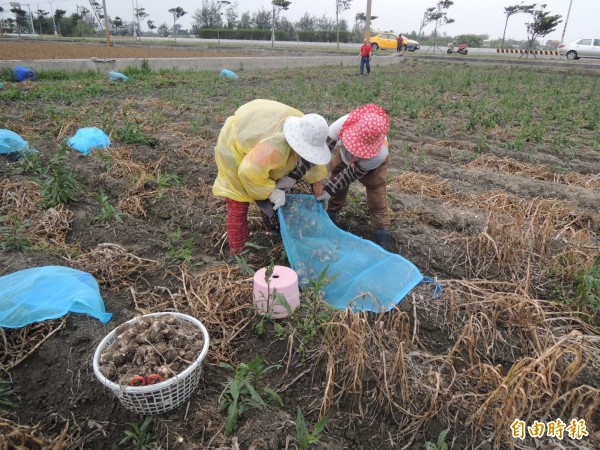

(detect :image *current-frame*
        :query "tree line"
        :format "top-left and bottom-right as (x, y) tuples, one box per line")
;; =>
(0, 1), (358, 43)
(0, 0), (563, 50)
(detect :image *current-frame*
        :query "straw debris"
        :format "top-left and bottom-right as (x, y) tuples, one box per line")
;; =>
(0, 414), (90, 450)
(468, 154), (600, 190)
(68, 243), (158, 289)
(452, 191), (597, 293)
(388, 172), (456, 200)
(174, 264), (253, 361)
(0, 319), (66, 370)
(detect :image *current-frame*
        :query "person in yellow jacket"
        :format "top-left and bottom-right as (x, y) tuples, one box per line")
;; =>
(213, 99), (331, 255)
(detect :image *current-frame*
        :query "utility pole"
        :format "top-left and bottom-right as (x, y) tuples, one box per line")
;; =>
(48, 0), (58, 35)
(10, 2), (35, 35)
(135, 0), (140, 39)
(364, 0), (372, 40)
(101, 0), (111, 46)
(560, 0), (573, 44)
(76, 4), (83, 38)
(131, 0), (137, 38)
(26, 4), (35, 35)
(271, 3), (275, 47)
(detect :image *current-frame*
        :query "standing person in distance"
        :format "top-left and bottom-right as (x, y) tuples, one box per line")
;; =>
(317, 104), (392, 250)
(397, 33), (403, 53)
(359, 38), (372, 76)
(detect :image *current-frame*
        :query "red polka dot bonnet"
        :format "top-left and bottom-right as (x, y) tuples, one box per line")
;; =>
(339, 104), (389, 159)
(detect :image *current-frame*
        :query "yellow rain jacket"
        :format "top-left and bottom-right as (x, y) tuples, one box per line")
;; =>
(212, 99), (328, 203)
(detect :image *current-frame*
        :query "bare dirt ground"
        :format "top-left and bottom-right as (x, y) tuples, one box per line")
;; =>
(1, 54), (599, 450)
(0, 39), (256, 60)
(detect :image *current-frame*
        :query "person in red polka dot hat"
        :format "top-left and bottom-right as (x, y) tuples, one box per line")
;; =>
(317, 104), (392, 250)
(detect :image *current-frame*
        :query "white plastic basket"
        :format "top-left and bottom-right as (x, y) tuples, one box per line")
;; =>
(92, 312), (210, 415)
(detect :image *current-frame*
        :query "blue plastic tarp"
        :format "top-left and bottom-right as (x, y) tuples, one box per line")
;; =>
(13, 66), (37, 82)
(108, 71), (128, 82)
(0, 266), (112, 328)
(278, 194), (423, 312)
(220, 69), (238, 79)
(0, 129), (36, 156)
(67, 127), (111, 154)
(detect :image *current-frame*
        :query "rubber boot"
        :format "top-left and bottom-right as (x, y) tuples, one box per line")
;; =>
(374, 229), (391, 251)
(327, 211), (338, 226)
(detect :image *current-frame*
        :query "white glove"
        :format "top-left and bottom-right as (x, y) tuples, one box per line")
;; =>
(275, 176), (296, 192)
(316, 191), (331, 203)
(268, 188), (286, 210)
(316, 191), (331, 210)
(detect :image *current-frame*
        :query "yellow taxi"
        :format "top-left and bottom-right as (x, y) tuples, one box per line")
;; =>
(369, 33), (420, 51)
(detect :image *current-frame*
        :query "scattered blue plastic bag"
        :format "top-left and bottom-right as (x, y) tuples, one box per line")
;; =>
(220, 69), (238, 79)
(0, 266), (112, 328)
(13, 65), (37, 82)
(67, 127), (111, 154)
(279, 194), (424, 312)
(108, 71), (128, 82)
(0, 129), (37, 161)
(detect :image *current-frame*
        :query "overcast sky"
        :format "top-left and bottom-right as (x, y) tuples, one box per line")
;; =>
(1, 0), (596, 43)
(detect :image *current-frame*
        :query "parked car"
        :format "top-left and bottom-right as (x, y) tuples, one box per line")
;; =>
(558, 38), (600, 60)
(369, 33), (420, 51)
(405, 39), (420, 51)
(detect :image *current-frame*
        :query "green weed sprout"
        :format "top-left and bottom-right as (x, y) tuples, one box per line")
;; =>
(425, 428), (450, 450)
(165, 227), (193, 264)
(153, 172), (183, 200)
(118, 417), (157, 450)
(254, 260), (292, 336)
(0, 379), (17, 414)
(155, 172), (183, 188)
(576, 252), (600, 312)
(41, 145), (82, 207)
(93, 150), (112, 171)
(0, 215), (30, 251)
(114, 122), (158, 147)
(232, 241), (265, 277)
(234, 252), (255, 277)
(218, 357), (282, 435)
(295, 265), (338, 348)
(95, 187), (122, 223)
(141, 59), (151, 73)
(17, 151), (43, 175)
(296, 408), (329, 450)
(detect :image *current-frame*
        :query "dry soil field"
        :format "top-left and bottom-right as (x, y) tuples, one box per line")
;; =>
(0, 39), (254, 60)
(1, 48), (599, 450)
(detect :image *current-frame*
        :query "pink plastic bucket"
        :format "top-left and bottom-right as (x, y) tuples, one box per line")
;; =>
(253, 266), (300, 318)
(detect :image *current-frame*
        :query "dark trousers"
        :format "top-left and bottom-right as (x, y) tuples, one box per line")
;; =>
(327, 150), (390, 230)
(360, 56), (371, 75)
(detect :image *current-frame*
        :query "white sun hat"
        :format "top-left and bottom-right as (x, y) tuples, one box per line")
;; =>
(283, 114), (331, 165)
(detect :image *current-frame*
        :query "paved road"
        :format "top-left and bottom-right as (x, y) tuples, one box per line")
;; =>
(0, 32), (563, 58)
(3, 33), (600, 70)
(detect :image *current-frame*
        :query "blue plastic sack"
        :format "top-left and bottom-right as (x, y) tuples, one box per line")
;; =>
(108, 71), (128, 82)
(220, 69), (238, 79)
(0, 129), (37, 160)
(0, 266), (112, 328)
(278, 194), (424, 312)
(67, 127), (111, 154)
(13, 65), (37, 82)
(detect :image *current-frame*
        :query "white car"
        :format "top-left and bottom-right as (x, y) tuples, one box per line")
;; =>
(558, 38), (600, 60)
